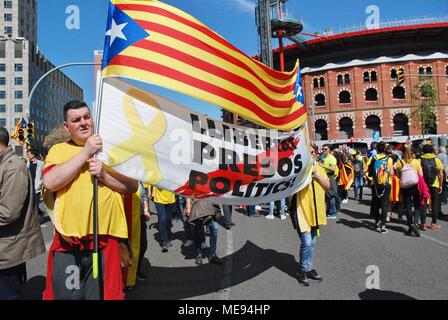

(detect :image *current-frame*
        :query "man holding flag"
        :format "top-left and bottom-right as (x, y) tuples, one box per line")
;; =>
(42, 100), (137, 300)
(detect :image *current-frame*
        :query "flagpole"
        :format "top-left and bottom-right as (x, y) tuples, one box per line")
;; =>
(92, 70), (105, 298)
(303, 70), (320, 237)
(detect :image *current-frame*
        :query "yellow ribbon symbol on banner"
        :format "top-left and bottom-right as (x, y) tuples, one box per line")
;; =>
(108, 88), (167, 185)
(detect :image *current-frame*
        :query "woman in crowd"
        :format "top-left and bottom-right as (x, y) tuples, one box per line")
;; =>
(396, 144), (422, 236)
(291, 144), (330, 286)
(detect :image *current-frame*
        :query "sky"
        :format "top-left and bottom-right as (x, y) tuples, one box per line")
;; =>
(38, 0), (448, 120)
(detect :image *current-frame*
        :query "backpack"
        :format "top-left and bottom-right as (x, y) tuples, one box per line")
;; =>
(399, 160), (419, 189)
(370, 156), (391, 186)
(421, 157), (438, 187)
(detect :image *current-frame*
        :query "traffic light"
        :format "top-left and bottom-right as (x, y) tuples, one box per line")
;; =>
(27, 122), (34, 141)
(397, 68), (405, 86)
(17, 128), (25, 144)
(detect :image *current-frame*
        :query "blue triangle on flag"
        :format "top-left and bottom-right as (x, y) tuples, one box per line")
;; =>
(102, 1), (150, 69)
(294, 66), (305, 104)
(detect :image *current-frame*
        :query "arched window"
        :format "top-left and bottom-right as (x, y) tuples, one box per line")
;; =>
(344, 74), (350, 85)
(319, 77), (325, 88)
(393, 86), (405, 100)
(315, 94), (326, 106)
(337, 75), (343, 86)
(393, 113), (409, 136)
(371, 71), (377, 82)
(419, 67), (425, 80)
(339, 117), (353, 139)
(315, 119), (328, 141)
(339, 91), (351, 103)
(445, 65), (448, 75)
(365, 88), (378, 101)
(426, 66), (432, 75)
(313, 78), (319, 88)
(363, 72), (370, 82)
(391, 69), (397, 79)
(365, 115), (381, 138)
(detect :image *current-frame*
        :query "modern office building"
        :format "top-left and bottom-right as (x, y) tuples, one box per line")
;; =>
(0, 0), (83, 154)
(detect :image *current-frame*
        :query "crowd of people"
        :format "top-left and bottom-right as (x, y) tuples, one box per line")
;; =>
(0, 99), (446, 299)
(319, 140), (447, 235)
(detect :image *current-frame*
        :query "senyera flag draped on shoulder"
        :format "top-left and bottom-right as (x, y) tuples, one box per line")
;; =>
(100, 0), (306, 130)
(97, 78), (312, 205)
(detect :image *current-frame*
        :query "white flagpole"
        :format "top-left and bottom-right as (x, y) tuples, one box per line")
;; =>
(92, 70), (105, 287)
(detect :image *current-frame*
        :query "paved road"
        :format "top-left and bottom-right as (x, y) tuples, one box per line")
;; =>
(26, 188), (448, 300)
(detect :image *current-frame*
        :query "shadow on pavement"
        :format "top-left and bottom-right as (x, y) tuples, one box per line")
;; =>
(359, 289), (416, 300)
(126, 241), (299, 300)
(336, 218), (371, 230)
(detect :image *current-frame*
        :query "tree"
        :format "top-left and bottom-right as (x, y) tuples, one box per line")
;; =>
(43, 125), (70, 151)
(411, 81), (438, 136)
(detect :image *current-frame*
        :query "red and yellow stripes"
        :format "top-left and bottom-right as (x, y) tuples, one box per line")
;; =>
(338, 162), (354, 191)
(102, 0), (306, 130)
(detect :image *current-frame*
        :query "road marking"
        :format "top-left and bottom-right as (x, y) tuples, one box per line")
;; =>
(421, 234), (448, 249)
(219, 228), (233, 300)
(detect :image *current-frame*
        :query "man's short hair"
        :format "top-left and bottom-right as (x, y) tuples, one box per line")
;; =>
(376, 141), (386, 153)
(63, 100), (89, 121)
(422, 144), (434, 154)
(0, 126), (9, 147)
(28, 148), (38, 156)
(322, 143), (331, 150)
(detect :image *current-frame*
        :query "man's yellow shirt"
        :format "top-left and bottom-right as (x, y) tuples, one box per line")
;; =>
(44, 142), (128, 238)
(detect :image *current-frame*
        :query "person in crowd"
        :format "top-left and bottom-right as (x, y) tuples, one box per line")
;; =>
(420, 144), (444, 230)
(387, 147), (400, 223)
(320, 144), (338, 219)
(266, 199), (287, 220)
(290, 144), (330, 287)
(396, 144), (422, 236)
(27, 148), (45, 220)
(42, 100), (137, 300)
(365, 142), (393, 233)
(0, 127), (45, 300)
(367, 142), (378, 158)
(245, 205), (259, 217)
(185, 199), (223, 265)
(352, 151), (364, 201)
(151, 186), (177, 252)
(222, 205), (234, 230)
(178, 196), (194, 246)
(437, 146), (448, 207)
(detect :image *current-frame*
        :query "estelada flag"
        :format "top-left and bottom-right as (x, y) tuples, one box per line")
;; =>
(10, 117), (27, 139)
(101, 0), (306, 130)
(390, 174), (401, 202)
(338, 161), (354, 191)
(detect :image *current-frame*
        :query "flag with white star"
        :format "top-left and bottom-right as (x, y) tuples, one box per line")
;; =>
(101, 0), (307, 130)
(102, 1), (150, 69)
(293, 66), (305, 105)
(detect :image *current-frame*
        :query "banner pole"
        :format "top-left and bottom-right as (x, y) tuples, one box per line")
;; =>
(92, 70), (105, 299)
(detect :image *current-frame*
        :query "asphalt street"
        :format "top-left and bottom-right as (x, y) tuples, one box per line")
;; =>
(25, 188), (448, 300)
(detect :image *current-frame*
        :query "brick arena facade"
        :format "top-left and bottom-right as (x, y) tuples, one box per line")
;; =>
(223, 21), (448, 147)
(278, 22), (448, 145)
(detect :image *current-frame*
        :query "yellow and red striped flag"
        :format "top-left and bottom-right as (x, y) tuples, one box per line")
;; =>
(101, 0), (306, 130)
